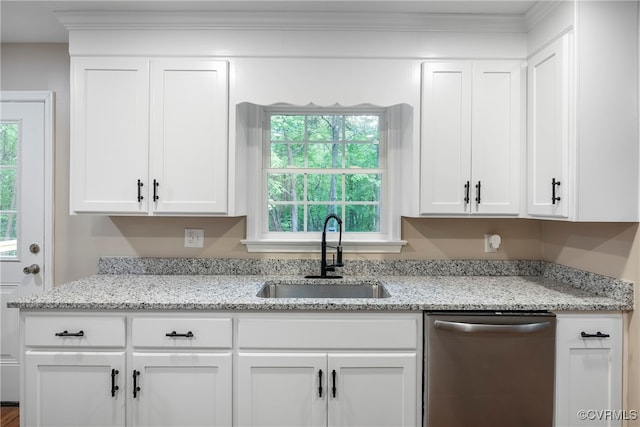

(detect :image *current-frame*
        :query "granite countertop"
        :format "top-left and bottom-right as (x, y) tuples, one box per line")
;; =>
(7, 258), (634, 312)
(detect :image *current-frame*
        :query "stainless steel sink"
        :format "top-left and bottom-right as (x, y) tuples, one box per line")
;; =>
(256, 282), (390, 299)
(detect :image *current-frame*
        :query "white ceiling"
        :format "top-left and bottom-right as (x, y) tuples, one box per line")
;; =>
(0, 0), (540, 43)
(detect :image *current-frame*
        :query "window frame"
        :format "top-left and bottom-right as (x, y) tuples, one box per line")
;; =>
(241, 103), (406, 253)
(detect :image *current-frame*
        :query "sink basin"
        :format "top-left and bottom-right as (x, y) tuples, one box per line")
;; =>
(256, 282), (390, 299)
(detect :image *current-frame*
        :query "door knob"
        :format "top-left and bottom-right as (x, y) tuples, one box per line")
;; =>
(23, 264), (40, 275)
(29, 243), (40, 254)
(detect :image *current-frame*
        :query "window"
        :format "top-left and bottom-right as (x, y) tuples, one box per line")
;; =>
(0, 122), (18, 258)
(266, 112), (383, 234)
(241, 103), (408, 253)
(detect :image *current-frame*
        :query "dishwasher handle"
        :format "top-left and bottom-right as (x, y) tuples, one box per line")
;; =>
(434, 319), (552, 334)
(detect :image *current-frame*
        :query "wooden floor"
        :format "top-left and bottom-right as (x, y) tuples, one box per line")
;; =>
(0, 406), (19, 427)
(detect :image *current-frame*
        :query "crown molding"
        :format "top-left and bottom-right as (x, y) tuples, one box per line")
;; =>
(56, 10), (528, 33)
(525, 1), (564, 30)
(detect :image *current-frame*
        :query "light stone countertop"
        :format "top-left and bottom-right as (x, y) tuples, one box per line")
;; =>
(7, 273), (632, 312)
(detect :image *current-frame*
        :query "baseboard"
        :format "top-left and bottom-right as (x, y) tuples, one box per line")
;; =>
(0, 402), (19, 407)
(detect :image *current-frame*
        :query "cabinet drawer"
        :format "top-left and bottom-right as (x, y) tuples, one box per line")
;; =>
(132, 318), (232, 348)
(556, 314), (622, 347)
(239, 316), (418, 350)
(25, 316), (126, 348)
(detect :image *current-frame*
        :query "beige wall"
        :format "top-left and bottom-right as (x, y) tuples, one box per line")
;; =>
(2, 43), (638, 417)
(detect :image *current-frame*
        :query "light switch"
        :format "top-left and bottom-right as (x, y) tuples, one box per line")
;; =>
(185, 228), (204, 248)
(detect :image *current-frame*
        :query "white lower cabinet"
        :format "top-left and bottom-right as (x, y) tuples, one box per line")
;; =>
(237, 353), (327, 427)
(237, 352), (416, 427)
(20, 311), (626, 427)
(24, 351), (126, 427)
(129, 317), (233, 427)
(22, 315), (127, 427)
(130, 352), (232, 427)
(554, 313), (623, 427)
(236, 314), (420, 427)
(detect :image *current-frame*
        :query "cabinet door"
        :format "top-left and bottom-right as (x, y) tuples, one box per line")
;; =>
(70, 57), (150, 214)
(555, 314), (622, 427)
(237, 353), (327, 427)
(527, 35), (571, 218)
(420, 62), (472, 215)
(150, 59), (229, 214)
(130, 352), (232, 427)
(471, 62), (522, 215)
(328, 353), (417, 427)
(24, 351), (126, 427)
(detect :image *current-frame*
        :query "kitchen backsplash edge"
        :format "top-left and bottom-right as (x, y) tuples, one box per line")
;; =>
(96, 257), (633, 307)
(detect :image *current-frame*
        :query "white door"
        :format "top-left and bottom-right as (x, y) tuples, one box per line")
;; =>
(327, 353), (417, 427)
(150, 59), (229, 215)
(420, 62), (472, 215)
(70, 57), (150, 214)
(0, 92), (53, 403)
(131, 352), (232, 427)
(527, 34), (571, 218)
(237, 353), (327, 427)
(24, 351), (126, 427)
(555, 314), (623, 427)
(471, 62), (522, 215)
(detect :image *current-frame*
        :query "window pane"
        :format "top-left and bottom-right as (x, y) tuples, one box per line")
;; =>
(0, 169), (17, 210)
(307, 174), (343, 201)
(0, 123), (18, 166)
(270, 143), (306, 168)
(268, 174), (304, 202)
(0, 213), (18, 257)
(0, 122), (18, 259)
(268, 204), (304, 232)
(307, 115), (342, 141)
(345, 115), (379, 142)
(307, 143), (342, 168)
(307, 205), (340, 232)
(345, 205), (380, 232)
(345, 143), (379, 168)
(270, 115), (306, 141)
(345, 174), (381, 202)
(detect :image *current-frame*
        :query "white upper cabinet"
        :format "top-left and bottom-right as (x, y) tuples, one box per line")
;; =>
(527, 1), (639, 221)
(150, 59), (228, 215)
(71, 57), (151, 214)
(420, 60), (522, 216)
(71, 57), (229, 215)
(527, 35), (570, 218)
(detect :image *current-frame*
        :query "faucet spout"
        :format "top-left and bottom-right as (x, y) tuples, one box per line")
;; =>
(320, 214), (343, 278)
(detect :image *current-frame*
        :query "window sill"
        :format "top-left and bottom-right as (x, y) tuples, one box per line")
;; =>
(241, 239), (407, 254)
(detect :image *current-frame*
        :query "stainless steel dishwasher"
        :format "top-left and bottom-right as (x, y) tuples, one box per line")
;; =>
(425, 311), (556, 427)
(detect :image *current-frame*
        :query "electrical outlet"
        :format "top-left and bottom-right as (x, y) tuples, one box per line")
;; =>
(184, 228), (204, 248)
(484, 234), (501, 253)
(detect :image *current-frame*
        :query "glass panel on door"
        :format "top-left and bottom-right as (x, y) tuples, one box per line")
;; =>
(0, 122), (19, 259)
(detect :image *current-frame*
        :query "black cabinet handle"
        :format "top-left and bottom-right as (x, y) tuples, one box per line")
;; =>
(111, 369), (119, 397)
(475, 181), (481, 204)
(331, 369), (337, 398)
(165, 331), (194, 338)
(137, 179), (144, 202)
(55, 330), (84, 337)
(581, 331), (610, 339)
(318, 369), (323, 398)
(153, 179), (159, 202)
(133, 370), (141, 398)
(464, 181), (470, 204)
(552, 178), (561, 204)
